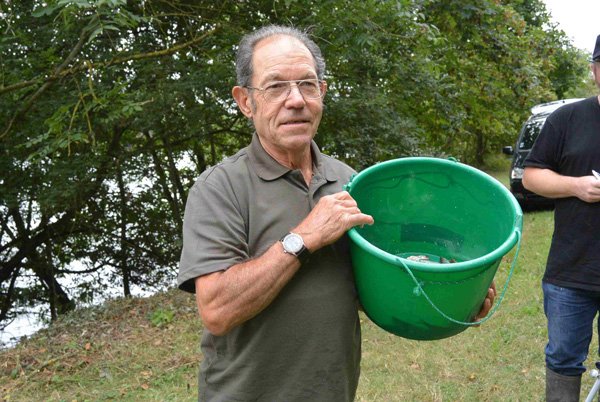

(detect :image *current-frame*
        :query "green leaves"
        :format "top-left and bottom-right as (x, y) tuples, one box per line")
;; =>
(58, 0), (93, 7)
(121, 103), (144, 117)
(148, 308), (175, 328)
(32, 0), (125, 18)
(32, 4), (61, 17)
(1, 0), (592, 330)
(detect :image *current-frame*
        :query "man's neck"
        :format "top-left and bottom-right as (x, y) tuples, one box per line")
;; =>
(263, 142), (313, 186)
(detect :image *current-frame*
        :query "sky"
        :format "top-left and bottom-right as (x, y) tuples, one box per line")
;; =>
(542, 0), (600, 56)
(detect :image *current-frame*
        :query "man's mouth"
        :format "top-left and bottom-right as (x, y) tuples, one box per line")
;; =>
(282, 119), (310, 125)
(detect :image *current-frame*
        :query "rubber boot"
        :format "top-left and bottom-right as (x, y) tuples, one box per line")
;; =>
(546, 367), (581, 402)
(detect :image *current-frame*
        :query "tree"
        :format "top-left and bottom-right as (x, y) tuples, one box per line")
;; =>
(0, 0), (591, 330)
(413, 0), (546, 165)
(1, 0), (231, 327)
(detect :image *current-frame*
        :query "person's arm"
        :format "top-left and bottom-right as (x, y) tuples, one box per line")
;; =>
(194, 242), (300, 336)
(522, 167), (600, 203)
(195, 191), (374, 336)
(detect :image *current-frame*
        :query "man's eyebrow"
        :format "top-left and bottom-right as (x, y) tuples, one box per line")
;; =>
(262, 71), (318, 83)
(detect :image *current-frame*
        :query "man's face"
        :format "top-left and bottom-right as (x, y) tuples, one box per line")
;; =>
(234, 36), (325, 158)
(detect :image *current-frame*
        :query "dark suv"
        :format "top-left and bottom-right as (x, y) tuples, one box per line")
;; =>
(502, 99), (584, 208)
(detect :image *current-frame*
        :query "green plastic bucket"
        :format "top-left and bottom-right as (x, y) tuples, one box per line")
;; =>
(344, 157), (522, 340)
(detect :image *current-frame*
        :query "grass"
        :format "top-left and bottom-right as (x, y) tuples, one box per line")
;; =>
(1, 289), (202, 401)
(2, 166), (598, 401)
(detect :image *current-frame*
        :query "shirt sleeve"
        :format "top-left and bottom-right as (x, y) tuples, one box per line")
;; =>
(524, 116), (563, 172)
(177, 180), (249, 293)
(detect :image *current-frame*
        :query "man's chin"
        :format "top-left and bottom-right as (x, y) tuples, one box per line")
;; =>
(279, 122), (313, 133)
(288, 137), (312, 149)
(279, 126), (314, 139)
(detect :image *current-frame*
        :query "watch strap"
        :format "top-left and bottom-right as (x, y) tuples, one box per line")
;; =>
(295, 244), (310, 266)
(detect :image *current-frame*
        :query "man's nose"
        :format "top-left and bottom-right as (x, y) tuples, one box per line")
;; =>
(285, 84), (306, 107)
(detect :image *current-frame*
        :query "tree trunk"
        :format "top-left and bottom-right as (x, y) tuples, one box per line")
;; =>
(0, 266), (20, 323)
(193, 140), (207, 174)
(30, 250), (75, 320)
(145, 132), (183, 229)
(475, 130), (485, 167)
(116, 159), (131, 298)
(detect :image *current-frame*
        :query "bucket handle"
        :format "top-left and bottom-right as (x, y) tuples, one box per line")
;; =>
(343, 174), (356, 192)
(395, 229), (522, 327)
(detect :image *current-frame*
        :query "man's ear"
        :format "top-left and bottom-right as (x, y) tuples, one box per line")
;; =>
(232, 86), (254, 118)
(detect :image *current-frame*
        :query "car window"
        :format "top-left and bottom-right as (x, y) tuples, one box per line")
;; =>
(518, 118), (546, 150)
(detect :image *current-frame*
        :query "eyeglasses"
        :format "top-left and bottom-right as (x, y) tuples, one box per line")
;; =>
(245, 79), (325, 103)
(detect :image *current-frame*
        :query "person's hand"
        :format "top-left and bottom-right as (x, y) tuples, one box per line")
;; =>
(294, 191), (374, 252)
(472, 281), (496, 327)
(575, 175), (600, 203)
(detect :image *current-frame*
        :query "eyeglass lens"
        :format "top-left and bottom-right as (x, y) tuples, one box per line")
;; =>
(264, 80), (322, 103)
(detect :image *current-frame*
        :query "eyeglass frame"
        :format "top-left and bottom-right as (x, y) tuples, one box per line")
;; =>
(244, 79), (326, 103)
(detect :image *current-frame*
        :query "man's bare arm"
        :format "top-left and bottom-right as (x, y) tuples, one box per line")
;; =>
(195, 191), (374, 336)
(522, 167), (600, 203)
(195, 242), (300, 336)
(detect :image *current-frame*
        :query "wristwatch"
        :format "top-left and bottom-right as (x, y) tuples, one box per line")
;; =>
(280, 232), (310, 265)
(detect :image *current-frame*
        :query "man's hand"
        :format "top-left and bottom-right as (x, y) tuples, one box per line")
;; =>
(294, 191), (374, 252)
(472, 281), (496, 327)
(574, 175), (600, 203)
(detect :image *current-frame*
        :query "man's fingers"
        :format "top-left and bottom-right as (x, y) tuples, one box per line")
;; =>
(346, 212), (374, 228)
(339, 200), (359, 209)
(484, 281), (496, 303)
(480, 297), (492, 315)
(332, 190), (353, 200)
(472, 299), (491, 327)
(472, 286), (495, 328)
(319, 193), (358, 209)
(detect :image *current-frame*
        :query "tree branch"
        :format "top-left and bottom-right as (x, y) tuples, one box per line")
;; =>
(0, 25), (220, 98)
(0, 17), (96, 138)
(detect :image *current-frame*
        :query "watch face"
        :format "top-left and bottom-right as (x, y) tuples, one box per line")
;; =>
(283, 233), (304, 254)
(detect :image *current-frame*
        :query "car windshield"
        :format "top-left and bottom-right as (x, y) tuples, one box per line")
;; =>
(518, 118), (546, 150)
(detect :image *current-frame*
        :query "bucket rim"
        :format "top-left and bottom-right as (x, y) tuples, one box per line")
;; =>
(346, 157), (523, 274)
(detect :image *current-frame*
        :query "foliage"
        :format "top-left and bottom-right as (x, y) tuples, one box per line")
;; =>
(0, 0), (593, 328)
(148, 307), (175, 327)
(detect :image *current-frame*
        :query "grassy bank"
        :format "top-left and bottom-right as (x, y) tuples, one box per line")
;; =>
(2, 168), (597, 401)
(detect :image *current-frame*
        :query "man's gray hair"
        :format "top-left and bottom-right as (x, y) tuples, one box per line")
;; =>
(235, 25), (326, 87)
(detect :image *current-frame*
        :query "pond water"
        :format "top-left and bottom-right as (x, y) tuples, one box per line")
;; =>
(1, 311), (46, 348)
(0, 279), (159, 348)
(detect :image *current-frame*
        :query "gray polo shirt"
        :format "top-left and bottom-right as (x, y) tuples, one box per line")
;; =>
(178, 133), (361, 402)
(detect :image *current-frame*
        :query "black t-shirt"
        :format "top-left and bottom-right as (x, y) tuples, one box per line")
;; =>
(524, 96), (600, 290)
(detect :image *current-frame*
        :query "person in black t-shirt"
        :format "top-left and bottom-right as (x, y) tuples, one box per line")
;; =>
(522, 34), (600, 402)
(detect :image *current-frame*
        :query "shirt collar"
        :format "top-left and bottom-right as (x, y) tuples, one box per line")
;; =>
(247, 132), (338, 183)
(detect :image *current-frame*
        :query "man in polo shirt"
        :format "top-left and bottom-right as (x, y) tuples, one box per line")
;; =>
(178, 25), (496, 402)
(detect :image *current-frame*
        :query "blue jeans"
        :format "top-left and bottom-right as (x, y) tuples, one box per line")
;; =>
(543, 282), (600, 376)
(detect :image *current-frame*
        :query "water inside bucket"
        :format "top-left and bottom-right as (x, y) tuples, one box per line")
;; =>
(396, 252), (459, 264)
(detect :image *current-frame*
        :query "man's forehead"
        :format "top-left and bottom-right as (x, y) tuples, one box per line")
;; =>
(252, 35), (316, 79)
(255, 34), (306, 52)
